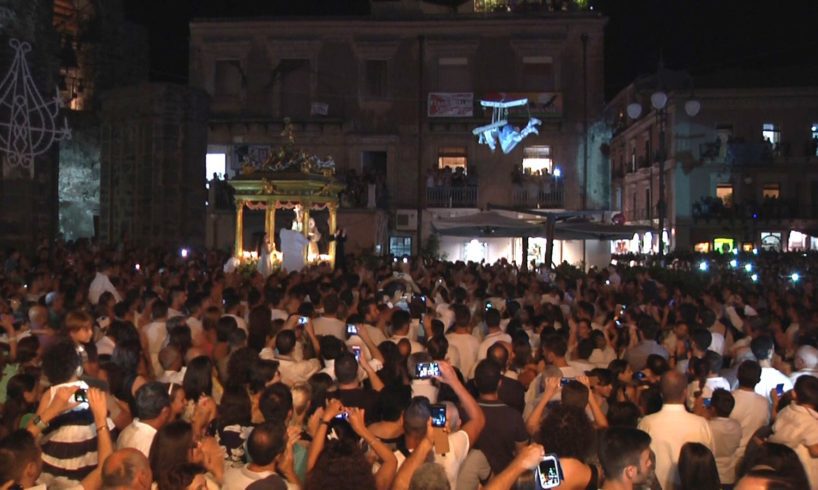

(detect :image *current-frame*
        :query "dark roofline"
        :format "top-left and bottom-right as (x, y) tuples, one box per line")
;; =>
(190, 11), (604, 24)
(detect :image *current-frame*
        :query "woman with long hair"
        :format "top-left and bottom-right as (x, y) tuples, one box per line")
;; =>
(215, 384), (253, 464)
(677, 442), (720, 490)
(608, 359), (638, 404)
(535, 405), (600, 490)
(149, 420), (223, 490)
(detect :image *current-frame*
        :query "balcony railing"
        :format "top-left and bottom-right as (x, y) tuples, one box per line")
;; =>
(426, 185), (478, 208)
(511, 183), (564, 209)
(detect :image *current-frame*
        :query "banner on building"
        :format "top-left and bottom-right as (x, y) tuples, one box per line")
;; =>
(482, 92), (562, 118)
(427, 92), (473, 117)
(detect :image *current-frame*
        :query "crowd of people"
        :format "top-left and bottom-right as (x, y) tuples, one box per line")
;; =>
(0, 242), (817, 490)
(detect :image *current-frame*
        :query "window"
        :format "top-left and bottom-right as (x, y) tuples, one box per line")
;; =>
(438, 57), (470, 92)
(762, 183), (780, 199)
(762, 123), (781, 146)
(522, 56), (554, 92)
(630, 142), (636, 172)
(206, 153), (226, 183)
(521, 146), (552, 175)
(645, 188), (652, 220)
(389, 236), (412, 257)
(644, 136), (652, 165)
(716, 123), (733, 144)
(214, 60), (241, 96)
(761, 232), (782, 251)
(279, 59), (311, 118)
(811, 123), (818, 156)
(364, 60), (388, 97)
(716, 184), (733, 207)
(438, 147), (468, 172)
(361, 151), (387, 178)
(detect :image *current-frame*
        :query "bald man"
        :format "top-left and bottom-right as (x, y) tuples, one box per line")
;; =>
(101, 448), (152, 490)
(637, 370), (713, 490)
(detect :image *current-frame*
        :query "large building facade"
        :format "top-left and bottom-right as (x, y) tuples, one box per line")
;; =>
(190, 5), (606, 258)
(608, 84), (818, 253)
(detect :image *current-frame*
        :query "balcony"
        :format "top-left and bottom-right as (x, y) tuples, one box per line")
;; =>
(511, 182), (564, 209)
(426, 185), (478, 208)
(692, 196), (816, 221)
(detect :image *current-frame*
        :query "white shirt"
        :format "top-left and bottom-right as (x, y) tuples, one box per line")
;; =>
(411, 379), (439, 404)
(708, 417), (743, 484)
(312, 316), (345, 340)
(143, 320), (168, 377)
(96, 335), (116, 356)
(363, 323), (388, 346)
(270, 308), (289, 322)
(756, 366), (793, 403)
(637, 404), (714, 490)
(446, 332), (480, 378)
(158, 367), (186, 386)
(223, 465), (297, 490)
(116, 419), (157, 458)
(588, 346), (616, 368)
(730, 389), (770, 454)
(686, 376), (731, 409)
(709, 331), (726, 356)
(388, 335), (425, 354)
(261, 352), (320, 387)
(790, 368), (818, 385)
(89, 272), (121, 305)
(224, 313), (248, 334)
(394, 430), (470, 490)
(186, 317), (204, 346)
(770, 404), (818, 489)
(476, 331), (512, 362)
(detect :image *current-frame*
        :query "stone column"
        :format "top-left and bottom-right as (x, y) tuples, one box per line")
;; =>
(234, 198), (244, 258)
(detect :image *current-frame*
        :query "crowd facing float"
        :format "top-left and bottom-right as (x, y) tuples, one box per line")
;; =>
(0, 240), (817, 490)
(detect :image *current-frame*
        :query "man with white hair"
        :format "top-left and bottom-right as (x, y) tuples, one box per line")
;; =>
(790, 345), (818, 384)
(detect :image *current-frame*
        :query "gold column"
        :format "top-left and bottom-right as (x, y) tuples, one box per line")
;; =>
(328, 202), (338, 270)
(302, 206), (311, 263)
(269, 201), (277, 250)
(264, 201), (274, 248)
(234, 198), (244, 258)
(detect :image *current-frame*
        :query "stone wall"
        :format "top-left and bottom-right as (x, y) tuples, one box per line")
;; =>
(99, 83), (209, 247)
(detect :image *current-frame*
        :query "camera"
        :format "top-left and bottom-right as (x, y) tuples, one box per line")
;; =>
(73, 388), (88, 404)
(415, 362), (441, 379)
(346, 323), (358, 336)
(431, 404), (447, 428)
(633, 371), (647, 381)
(776, 383), (785, 396)
(298, 316), (308, 326)
(536, 454), (564, 489)
(703, 398), (712, 408)
(352, 346), (362, 362)
(334, 412), (349, 421)
(559, 377), (572, 387)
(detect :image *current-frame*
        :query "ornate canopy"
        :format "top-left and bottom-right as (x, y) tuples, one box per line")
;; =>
(228, 121), (345, 268)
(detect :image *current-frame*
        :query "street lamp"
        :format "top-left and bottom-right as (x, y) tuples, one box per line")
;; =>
(626, 77), (700, 258)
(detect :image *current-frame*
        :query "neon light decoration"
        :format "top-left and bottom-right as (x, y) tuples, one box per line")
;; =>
(472, 99), (541, 154)
(0, 39), (71, 171)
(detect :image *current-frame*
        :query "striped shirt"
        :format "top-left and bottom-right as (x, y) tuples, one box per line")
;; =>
(39, 381), (98, 485)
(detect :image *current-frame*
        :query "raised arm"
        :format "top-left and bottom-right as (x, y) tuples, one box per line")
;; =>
(525, 376), (559, 436)
(391, 424), (434, 490)
(348, 408), (397, 490)
(484, 444), (544, 490)
(307, 399), (344, 472)
(81, 388), (112, 490)
(436, 361), (485, 445)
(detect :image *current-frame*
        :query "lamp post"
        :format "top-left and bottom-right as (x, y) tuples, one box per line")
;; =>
(626, 70), (700, 259)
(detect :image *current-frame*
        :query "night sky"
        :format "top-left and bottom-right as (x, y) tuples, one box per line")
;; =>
(123, 0), (818, 99)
